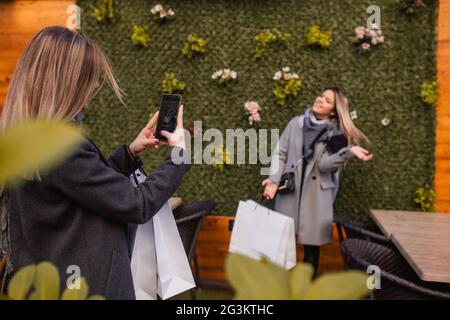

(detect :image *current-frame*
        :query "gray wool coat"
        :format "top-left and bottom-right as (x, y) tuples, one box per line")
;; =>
(268, 115), (355, 246)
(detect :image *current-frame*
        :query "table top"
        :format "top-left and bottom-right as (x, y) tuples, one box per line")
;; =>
(370, 209), (450, 283)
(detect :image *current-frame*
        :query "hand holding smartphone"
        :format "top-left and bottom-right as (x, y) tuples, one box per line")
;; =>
(155, 94), (185, 148)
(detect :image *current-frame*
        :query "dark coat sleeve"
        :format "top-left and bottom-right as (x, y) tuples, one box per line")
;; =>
(107, 144), (144, 177)
(48, 139), (191, 224)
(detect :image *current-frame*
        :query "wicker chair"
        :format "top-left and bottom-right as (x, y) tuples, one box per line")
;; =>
(341, 239), (450, 300)
(334, 215), (390, 246)
(173, 199), (215, 300)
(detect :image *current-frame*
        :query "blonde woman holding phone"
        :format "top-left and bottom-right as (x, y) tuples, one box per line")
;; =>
(262, 86), (373, 277)
(0, 26), (190, 299)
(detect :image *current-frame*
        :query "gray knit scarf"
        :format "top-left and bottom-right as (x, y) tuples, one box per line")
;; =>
(302, 106), (343, 161)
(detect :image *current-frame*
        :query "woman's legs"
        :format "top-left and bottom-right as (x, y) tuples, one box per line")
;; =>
(303, 245), (320, 278)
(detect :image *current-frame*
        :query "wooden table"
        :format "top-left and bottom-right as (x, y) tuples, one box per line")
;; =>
(370, 209), (450, 283)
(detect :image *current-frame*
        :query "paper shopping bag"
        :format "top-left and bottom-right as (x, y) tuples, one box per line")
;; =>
(229, 200), (296, 269)
(153, 201), (196, 299)
(130, 218), (158, 300)
(130, 168), (158, 300)
(129, 169), (195, 300)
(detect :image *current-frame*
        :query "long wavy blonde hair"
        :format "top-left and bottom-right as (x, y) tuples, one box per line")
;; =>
(324, 86), (371, 146)
(0, 26), (124, 131)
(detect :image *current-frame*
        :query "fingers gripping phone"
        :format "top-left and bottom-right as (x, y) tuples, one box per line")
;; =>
(155, 94), (182, 141)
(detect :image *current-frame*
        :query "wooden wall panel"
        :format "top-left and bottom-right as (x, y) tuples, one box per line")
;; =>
(196, 216), (344, 285)
(435, 0), (450, 212)
(0, 0), (74, 108)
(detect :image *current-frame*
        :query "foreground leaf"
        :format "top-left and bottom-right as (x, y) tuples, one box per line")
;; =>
(291, 263), (314, 299)
(7, 265), (36, 300)
(61, 277), (89, 300)
(303, 271), (370, 300)
(225, 253), (290, 300)
(28, 262), (60, 300)
(0, 120), (84, 183)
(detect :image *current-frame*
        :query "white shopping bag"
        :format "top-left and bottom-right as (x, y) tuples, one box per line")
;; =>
(130, 217), (157, 300)
(229, 200), (296, 269)
(129, 169), (195, 300)
(153, 202), (196, 299)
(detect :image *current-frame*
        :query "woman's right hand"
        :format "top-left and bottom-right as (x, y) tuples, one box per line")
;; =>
(262, 179), (278, 200)
(160, 104), (186, 149)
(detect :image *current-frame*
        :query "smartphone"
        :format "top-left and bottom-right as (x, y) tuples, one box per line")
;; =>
(155, 94), (182, 141)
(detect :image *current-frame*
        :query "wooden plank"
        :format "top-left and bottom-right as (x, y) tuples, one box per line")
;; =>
(196, 216), (344, 283)
(434, 175), (450, 187)
(435, 143), (450, 158)
(0, 0), (74, 109)
(434, 184), (450, 199)
(435, 159), (450, 172)
(436, 0), (450, 206)
(435, 200), (450, 213)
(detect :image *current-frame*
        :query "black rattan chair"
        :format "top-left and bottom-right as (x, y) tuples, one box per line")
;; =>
(334, 215), (390, 245)
(173, 199), (215, 300)
(341, 239), (450, 300)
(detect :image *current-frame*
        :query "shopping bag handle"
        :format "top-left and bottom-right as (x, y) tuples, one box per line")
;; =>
(253, 195), (273, 211)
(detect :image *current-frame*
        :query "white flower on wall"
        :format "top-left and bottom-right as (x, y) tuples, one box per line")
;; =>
(212, 68), (237, 84)
(381, 117), (391, 126)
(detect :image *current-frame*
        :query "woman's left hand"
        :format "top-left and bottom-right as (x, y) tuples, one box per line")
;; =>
(129, 111), (161, 156)
(350, 146), (374, 161)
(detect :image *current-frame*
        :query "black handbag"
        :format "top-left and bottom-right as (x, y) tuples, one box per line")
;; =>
(277, 156), (304, 195)
(277, 171), (296, 195)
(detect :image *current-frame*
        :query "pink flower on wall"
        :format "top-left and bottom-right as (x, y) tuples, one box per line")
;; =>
(244, 100), (261, 125)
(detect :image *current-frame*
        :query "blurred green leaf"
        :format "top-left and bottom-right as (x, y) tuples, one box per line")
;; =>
(88, 295), (106, 300)
(225, 253), (290, 299)
(0, 120), (84, 184)
(28, 262), (60, 300)
(61, 277), (89, 300)
(226, 254), (370, 300)
(290, 263), (313, 299)
(7, 265), (35, 300)
(303, 271), (370, 300)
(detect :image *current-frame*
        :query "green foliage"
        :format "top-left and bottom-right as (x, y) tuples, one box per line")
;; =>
(306, 25), (332, 48)
(254, 28), (291, 59)
(397, 0), (426, 15)
(131, 25), (149, 47)
(414, 186), (435, 211)
(3, 262), (104, 300)
(0, 120), (84, 184)
(225, 253), (370, 300)
(92, 0), (115, 23)
(162, 72), (186, 93)
(419, 81), (437, 106)
(273, 69), (303, 106)
(77, 0), (437, 218)
(181, 34), (207, 59)
(211, 145), (233, 171)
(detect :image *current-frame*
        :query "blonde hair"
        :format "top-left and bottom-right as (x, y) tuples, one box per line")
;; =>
(0, 26), (124, 131)
(324, 86), (371, 146)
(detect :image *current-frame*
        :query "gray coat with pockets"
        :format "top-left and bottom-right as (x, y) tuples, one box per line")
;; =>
(268, 115), (354, 245)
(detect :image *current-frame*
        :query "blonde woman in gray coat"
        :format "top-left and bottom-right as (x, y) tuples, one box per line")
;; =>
(262, 86), (373, 277)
